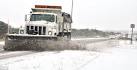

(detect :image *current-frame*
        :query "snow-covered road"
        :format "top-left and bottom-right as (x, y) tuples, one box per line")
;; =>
(0, 38), (109, 60)
(0, 40), (137, 70)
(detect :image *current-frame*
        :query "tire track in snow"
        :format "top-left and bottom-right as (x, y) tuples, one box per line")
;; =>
(0, 51), (37, 60)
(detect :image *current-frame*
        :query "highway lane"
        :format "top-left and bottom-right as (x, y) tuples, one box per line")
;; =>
(0, 41), (38, 60)
(0, 38), (110, 60)
(0, 44), (40, 60)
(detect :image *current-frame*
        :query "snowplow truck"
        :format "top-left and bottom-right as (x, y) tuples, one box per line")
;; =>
(4, 5), (72, 50)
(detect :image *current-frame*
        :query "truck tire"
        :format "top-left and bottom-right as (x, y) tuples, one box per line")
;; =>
(67, 33), (71, 40)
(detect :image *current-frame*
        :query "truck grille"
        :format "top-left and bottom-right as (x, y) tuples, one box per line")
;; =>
(26, 26), (46, 35)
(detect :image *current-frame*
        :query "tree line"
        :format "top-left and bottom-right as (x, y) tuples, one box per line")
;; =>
(0, 21), (8, 39)
(71, 29), (115, 38)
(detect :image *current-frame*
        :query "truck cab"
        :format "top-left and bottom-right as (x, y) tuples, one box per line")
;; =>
(21, 5), (72, 39)
(25, 13), (58, 36)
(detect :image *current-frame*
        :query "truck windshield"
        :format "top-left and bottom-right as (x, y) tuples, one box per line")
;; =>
(30, 14), (55, 22)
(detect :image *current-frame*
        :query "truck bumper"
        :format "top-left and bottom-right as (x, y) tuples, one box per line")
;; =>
(6, 34), (57, 40)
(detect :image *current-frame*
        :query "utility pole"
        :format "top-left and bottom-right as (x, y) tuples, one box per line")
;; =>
(7, 19), (9, 34)
(71, 0), (73, 19)
(130, 24), (135, 44)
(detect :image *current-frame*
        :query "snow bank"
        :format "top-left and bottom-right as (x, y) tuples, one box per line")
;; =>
(80, 48), (137, 70)
(80, 40), (137, 70)
(116, 40), (137, 49)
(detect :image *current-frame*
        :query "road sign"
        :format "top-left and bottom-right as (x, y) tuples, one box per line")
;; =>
(130, 24), (135, 28)
(130, 24), (135, 44)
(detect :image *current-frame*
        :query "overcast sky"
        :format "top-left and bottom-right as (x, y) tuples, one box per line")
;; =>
(0, 0), (137, 31)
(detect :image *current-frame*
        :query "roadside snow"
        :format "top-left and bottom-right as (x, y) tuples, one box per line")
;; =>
(80, 48), (137, 70)
(80, 40), (137, 70)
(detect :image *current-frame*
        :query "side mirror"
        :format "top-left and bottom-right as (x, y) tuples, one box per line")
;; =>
(25, 15), (27, 21)
(57, 16), (63, 23)
(60, 17), (63, 23)
(25, 14), (30, 21)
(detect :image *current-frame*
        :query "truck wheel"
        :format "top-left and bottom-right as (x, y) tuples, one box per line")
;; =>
(67, 33), (71, 40)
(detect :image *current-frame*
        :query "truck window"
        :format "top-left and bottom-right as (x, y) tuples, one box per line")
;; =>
(30, 14), (55, 22)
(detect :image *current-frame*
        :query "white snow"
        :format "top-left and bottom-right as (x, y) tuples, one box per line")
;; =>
(80, 40), (137, 70)
(0, 40), (137, 70)
(0, 51), (99, 70)
(80, 48), (137, 70)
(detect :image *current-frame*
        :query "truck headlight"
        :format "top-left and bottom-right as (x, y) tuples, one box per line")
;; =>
(48, 31), (52, 35)
(20, 30), (24, 34)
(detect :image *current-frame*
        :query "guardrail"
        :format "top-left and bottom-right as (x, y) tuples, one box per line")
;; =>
(72, 38), (110, 44)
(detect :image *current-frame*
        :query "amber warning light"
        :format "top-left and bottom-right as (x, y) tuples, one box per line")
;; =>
(35, 5), (62, 9)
